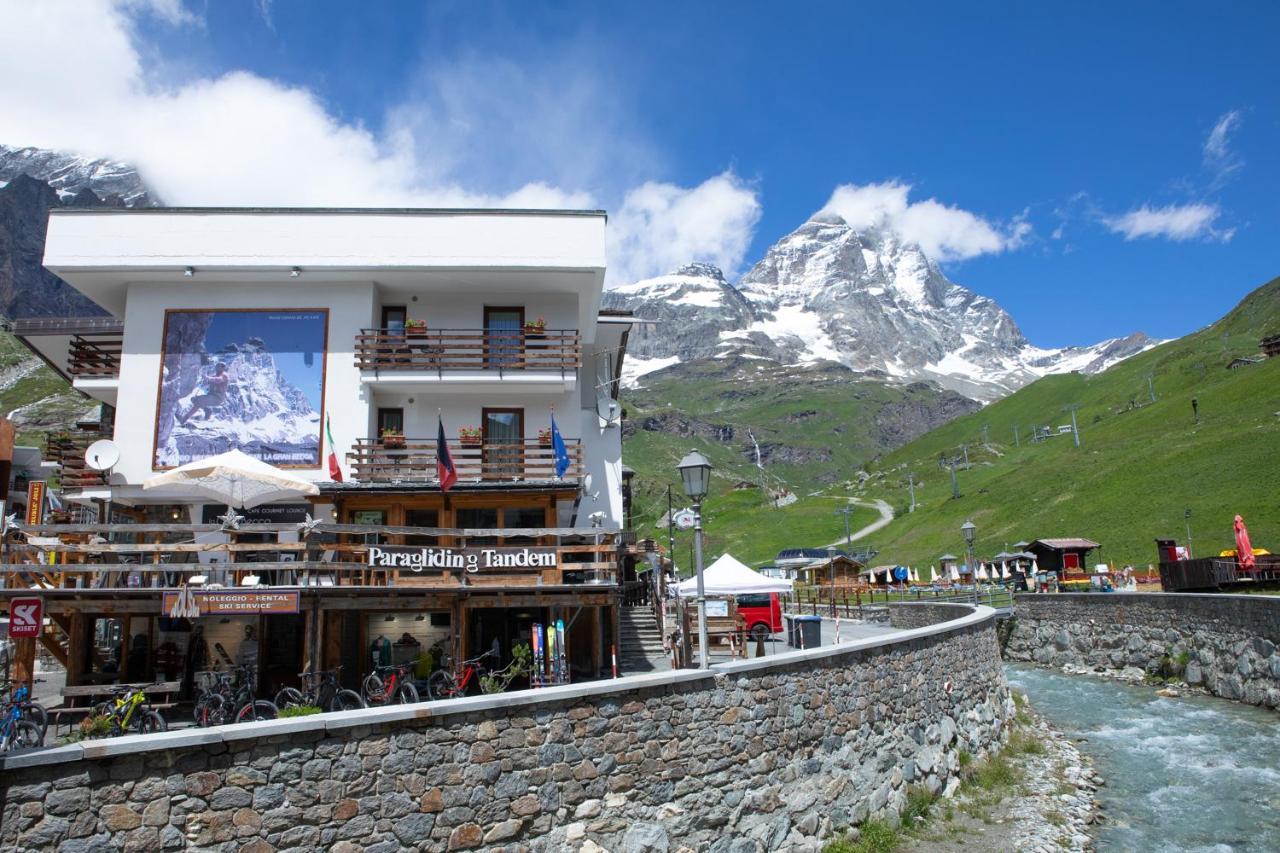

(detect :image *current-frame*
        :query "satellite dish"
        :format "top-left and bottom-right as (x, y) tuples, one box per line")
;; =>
(596, 397), (621, 427)
(85, 439), (120, 472)
(582, 473), (593, 493)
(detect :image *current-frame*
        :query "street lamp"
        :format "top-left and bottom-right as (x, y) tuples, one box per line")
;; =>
(677, 450), (712, 668)
(826, 546), (837, 617)
(961, 520), (978, 603)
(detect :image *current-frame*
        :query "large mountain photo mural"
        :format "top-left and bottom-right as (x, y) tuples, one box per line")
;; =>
(154, 309), (326, 468)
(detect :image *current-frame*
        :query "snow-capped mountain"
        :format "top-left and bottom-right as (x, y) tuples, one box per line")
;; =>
(0, 144), (155, 206)
(606, 214), (1158, 400)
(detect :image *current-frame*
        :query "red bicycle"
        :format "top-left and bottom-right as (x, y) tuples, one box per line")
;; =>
(360, 663), (419, 706)
(425, 650), (495, 700)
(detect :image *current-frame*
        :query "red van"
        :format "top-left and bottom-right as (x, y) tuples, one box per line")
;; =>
(736, 593), (783, 640)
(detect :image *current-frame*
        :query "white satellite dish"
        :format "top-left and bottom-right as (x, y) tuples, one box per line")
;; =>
(582, 473), (594, 493)
(84, 439), (121, 472)
(596, 397), (621, 427)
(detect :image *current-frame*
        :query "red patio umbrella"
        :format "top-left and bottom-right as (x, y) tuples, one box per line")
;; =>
(1234, 514), (1257, 571)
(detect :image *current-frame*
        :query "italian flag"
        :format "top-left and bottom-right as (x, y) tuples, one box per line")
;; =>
(326, 415), (343, 482)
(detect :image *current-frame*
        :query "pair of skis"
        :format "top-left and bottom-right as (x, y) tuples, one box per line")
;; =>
(530, 619), (567, 687)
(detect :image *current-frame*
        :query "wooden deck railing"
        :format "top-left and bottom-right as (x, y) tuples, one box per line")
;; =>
(67, 333), (123, 378)
(44, 431), (109, 489)
(0, 522), (619, 590)
(354, 328), (581, 372)
(347, 437), (583, 483)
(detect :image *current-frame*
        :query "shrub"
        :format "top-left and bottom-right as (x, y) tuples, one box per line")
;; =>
(278, 705), (322, 718)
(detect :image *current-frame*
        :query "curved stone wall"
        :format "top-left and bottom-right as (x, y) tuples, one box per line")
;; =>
(0, 603), (1010, 852)
(1005, 593), (1280, 709)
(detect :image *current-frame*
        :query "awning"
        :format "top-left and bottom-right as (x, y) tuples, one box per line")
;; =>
(676, 554), (793, 597)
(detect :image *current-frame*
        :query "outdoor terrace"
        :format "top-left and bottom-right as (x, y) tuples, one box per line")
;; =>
(347, 437), (583, 483)
(354, 328), (581, 386)
(67, 333), (123, 378)
(44, 431), (108, 490)
(0, 521), (619, 593)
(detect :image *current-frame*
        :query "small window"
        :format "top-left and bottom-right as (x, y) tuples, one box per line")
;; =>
(377, 408), (404, 438)
(457, 507), (499, 545)
(502, 506), (545, 545)
(736, 594), (772, 608)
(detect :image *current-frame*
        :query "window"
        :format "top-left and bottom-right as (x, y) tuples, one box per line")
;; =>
(502, 506), (545, 545)
(484, 306), (524, 367)
(482, 408), (523, 479)
(377, 408), (404, 438)
(456, 507), (499, 545)
(381, 306), (407, 333)
(405, 508), (438, 546)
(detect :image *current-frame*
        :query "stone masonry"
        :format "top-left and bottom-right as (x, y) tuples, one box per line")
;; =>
(1004, 593), (1280, 709)
(1, 603), (1010, 852)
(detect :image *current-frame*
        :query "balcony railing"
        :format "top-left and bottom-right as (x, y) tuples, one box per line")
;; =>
(44, 431), (108, 489)
(348, 437), (583, 484)
(2, 522), (619, 590)
(67, 333), (123, 378)
(354, 328), (581, 373)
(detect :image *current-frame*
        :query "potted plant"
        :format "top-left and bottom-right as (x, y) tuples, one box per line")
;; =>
(380, 428), (405, 449)
(458, 426), (483, 446)
(523, 316), (547, 336)
(537, 427), (553, 447)
(404, 318), (427, 337)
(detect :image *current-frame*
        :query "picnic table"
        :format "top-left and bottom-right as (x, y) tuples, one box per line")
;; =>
(50, 680), (181, 732)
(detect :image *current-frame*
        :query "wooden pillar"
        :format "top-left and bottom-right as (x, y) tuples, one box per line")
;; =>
(66, 611), (88, 686)
(11, 638), (36, 688)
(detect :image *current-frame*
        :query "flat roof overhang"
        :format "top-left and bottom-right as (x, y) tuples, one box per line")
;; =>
(43, 208), (608, 338)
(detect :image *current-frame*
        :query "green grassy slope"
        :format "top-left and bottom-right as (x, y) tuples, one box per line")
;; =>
(0, 331), (91, 444)
(621, 360), (968, 567)
(859, 276), (1280, 568)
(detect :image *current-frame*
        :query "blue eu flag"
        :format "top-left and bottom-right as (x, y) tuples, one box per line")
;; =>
(551, 415), (570, 479)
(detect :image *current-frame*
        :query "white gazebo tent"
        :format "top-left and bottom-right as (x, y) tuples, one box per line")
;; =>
(675, 554), (793, 597)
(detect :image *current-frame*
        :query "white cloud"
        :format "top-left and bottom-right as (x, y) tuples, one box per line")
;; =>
(1102, 203), (1231, 242)
(819, 181), (1028, 261)
(0, 0), (755, 277)
(606, 173), (762, 286)
(1203, 109), (1243, 188)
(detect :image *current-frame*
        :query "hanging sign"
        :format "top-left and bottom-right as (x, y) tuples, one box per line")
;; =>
(367, 545), (557, 573)
(7, 597), (43, 638)
(161, 590), (300, 615)
(25, 481), (45, 526)
(672, 509), (696, 530)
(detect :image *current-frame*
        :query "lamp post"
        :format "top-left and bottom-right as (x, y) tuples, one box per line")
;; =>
(678, 450), (712, 669)
(826, 546), (837, 617)
(961, 520), (978, 604)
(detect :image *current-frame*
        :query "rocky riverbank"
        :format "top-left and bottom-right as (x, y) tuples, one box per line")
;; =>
(895, 693), (1100, 853)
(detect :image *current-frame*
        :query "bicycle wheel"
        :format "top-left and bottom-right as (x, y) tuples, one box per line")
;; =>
(394, 681), (419, 704)
(275, 687), (305, 710)
(193, 694), (226, 728)
(9, 720), (42, 750)
(235, 700), (278, 724)
(21, 702), (48, 738)
(361, 673), (386, 706)
(330, 689), (366, 712)
(138, 710), (167, 734)
(425, 670), (456, 701)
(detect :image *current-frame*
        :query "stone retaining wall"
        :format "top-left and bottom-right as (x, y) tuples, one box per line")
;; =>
(888, 603), (968, 630)
(1005, 593), (1280, 708)
(1, 603), (1011, 852)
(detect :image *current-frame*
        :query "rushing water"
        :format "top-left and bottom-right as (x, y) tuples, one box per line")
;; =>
(1007, 663), (1280, 852)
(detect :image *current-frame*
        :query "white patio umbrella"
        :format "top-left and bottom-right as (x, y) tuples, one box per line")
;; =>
(929, 565), (938, 582)
(976, 564), (988, 581)
(1001, 562), (1011, 580)
(949, 564), (960, 581)
(910, 567), (919, 583)
(144, 449), (320, 511)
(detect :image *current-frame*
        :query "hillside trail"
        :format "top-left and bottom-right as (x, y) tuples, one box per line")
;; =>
(821, 498), (894, 548)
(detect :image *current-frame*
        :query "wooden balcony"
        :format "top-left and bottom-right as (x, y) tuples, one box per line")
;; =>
(347, 437), (583, 484)
(0, 522), (619, 592)
(67, 333), (123, 378)
(44, 431), (108, 490)
(354, 328), (581, 373)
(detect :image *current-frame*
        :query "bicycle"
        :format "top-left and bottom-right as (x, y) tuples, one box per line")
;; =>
(2, 680), (48, 739)
(91, 684), (167, 736)
(0, 699), (41, 751)
(275, 667), (366, 712)
(360, 663), (419, 706)
(424, 650), (495, 700)
(193, 666), (278, 726)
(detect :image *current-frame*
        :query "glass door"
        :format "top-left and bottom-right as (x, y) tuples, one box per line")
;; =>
(482, 408), (523, 479)
(484, 307), (524, 368)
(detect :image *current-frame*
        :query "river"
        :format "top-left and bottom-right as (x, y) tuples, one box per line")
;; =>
(1007, 663), (1280, 852)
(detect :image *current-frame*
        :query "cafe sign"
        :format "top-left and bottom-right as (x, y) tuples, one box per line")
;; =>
(368, 545), (557, 573)
(161, 590), (300, 616)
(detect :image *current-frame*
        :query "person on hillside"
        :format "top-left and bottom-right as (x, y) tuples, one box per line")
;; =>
(178, 362), (231, 424)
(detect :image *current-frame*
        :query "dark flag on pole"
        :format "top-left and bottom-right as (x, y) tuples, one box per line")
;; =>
(437, 416), (458, 492)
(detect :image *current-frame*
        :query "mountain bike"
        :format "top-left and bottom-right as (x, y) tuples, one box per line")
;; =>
(2, 680), (48, 739)
(91, 684), (167, 736)
(275, 667), (366, 712)
(193, 666), (278, 726)
(424, 650), (495, 700)
(361, 663), (419, 706)
(0, 699), (41, 751)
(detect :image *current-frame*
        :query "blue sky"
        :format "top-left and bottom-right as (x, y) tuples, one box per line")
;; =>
(4, 1), (1278, 346)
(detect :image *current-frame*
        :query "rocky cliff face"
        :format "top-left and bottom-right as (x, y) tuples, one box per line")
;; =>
(606, 214), (1157, 401)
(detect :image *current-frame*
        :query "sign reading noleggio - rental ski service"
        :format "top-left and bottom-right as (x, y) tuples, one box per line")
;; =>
(367, 545), (557, 573)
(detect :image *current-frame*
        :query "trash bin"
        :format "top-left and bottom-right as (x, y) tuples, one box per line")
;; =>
(790, 615), (822, 649)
